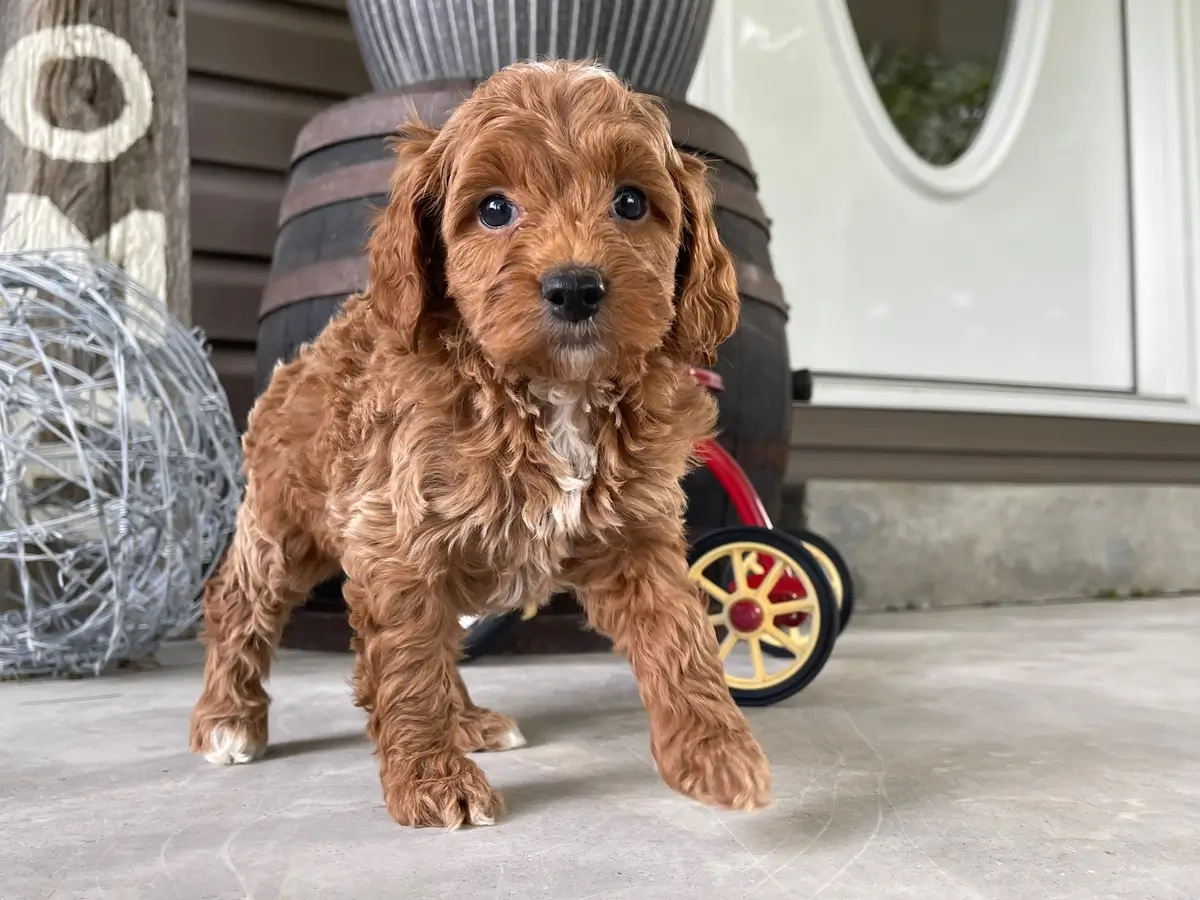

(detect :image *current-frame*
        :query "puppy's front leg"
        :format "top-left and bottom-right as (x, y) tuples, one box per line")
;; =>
(575, 533), (771, 812)
(343, 576), (503, 829)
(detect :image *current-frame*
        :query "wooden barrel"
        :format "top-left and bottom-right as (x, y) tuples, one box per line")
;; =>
(258, 83), (792, 541)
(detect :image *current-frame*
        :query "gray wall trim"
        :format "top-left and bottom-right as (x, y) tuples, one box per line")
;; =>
(788, 405), (1200, 484)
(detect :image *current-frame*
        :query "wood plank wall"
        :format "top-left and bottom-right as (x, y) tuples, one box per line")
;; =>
(186, 0), (371, 428)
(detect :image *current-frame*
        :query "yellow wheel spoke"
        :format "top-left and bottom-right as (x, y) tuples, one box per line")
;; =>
(748, 636), (767, 683)
(718, 631), (738, 661)
(752, 558), (787, 602)
(764, 623), (809, 657)
(708, 611), (727, 627)
(731, 550), (753, 593)
(696, 575), (732, 605)
(767, 598), (814, 616)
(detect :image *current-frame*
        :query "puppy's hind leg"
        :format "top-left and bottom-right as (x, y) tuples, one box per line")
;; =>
(452, 666), (526, 753)
(189, 502), (334, 765)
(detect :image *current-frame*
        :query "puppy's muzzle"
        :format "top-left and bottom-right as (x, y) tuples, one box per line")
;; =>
(540, 266), (605, 323)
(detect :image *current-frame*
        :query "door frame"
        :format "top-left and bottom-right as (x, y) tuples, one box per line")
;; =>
(1125, 0), (1195, 404)
(800, 0), (1200, 423)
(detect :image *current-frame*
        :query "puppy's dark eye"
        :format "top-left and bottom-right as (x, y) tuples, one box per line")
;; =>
(612, 186), (648, 221)
(479, 194), (517, 229)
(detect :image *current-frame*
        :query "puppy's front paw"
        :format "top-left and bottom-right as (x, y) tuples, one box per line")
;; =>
(190, 706), (267, 766)
(457, 708), (526, 753)
(382, 753), (504, 829)
(656, 725), (771, 812)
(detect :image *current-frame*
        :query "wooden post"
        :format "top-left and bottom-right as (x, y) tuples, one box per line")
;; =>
(0, 0), (190, 323)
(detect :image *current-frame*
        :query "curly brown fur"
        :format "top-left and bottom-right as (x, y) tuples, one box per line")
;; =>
(190, 60), (769, 828)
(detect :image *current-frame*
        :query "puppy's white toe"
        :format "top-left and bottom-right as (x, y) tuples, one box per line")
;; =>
(502, 725), (527, 749)
(204, 727), (266, 765)
(468, 803), (498, 827)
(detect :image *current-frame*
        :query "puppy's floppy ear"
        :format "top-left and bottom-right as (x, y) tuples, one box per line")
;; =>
(366, 122), (446, 350)
(664, 150), (740, 367)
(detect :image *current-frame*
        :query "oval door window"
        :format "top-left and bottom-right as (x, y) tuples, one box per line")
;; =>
(823, 0), (1049, 196)
(844, 0), (1013, 165)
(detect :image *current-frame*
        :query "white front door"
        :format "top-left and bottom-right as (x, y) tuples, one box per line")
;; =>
(688, 0), (1200, 420)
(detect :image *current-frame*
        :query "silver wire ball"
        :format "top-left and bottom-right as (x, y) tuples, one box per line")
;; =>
(0, 248), (243, 677)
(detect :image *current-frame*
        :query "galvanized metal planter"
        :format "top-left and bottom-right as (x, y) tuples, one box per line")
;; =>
(346, 0), (715, 99)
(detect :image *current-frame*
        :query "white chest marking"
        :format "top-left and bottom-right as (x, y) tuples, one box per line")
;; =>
(536, 383), (598, 540)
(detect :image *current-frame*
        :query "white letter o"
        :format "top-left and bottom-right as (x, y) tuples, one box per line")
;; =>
(0, 24), (154, 164)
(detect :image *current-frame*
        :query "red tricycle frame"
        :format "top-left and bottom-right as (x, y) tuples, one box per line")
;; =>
(688, 367), (773, 530)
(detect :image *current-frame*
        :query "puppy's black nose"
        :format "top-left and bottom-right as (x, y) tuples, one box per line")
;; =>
(540, 266), (606, 323)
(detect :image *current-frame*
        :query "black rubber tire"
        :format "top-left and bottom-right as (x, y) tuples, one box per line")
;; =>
(760, 528), (855, 658)
(788, 528), (855, 634)
(459, 611), (521, 662)
(688, 526), (838, 707)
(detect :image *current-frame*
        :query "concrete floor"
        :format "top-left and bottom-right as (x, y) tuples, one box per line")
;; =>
(2, 599), (1199, 900)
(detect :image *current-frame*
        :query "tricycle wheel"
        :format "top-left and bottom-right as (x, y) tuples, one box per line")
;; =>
(789, 528), (855, 634)
(760, 528), (856, 658)
(688, 526), (839, 707)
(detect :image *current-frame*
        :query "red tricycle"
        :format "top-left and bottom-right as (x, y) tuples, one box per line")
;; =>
(460, 367), (855, 707)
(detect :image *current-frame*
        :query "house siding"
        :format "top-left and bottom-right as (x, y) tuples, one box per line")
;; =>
(186, 0), (371, 428)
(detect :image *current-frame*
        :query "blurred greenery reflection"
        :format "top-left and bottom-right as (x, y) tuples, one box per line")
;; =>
(848, 1), (1011, 166)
